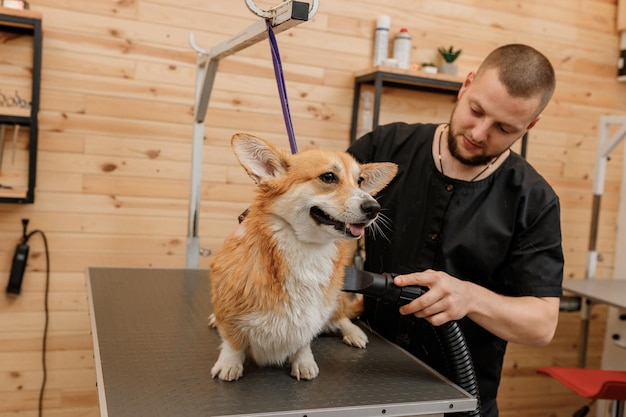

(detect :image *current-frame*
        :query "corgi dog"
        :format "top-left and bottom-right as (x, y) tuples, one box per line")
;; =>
(209, 133), (397, 381)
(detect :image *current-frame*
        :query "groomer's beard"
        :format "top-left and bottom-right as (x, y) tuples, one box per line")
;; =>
(447, 122), (500, 167)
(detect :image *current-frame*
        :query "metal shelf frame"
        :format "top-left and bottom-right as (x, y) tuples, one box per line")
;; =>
(0, 9), (42, 204)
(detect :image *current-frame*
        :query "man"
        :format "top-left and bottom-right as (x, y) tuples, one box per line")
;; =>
(347, 44), (563, 417)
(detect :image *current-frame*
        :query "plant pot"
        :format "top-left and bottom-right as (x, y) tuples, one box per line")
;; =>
(421, 66), (438, 74)
(438, 62), (458, 76)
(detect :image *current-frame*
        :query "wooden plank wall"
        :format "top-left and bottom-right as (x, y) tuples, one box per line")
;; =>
(0, 0), (624, 416)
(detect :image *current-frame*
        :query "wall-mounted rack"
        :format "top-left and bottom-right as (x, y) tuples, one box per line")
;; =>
(0, 8), (42, 204)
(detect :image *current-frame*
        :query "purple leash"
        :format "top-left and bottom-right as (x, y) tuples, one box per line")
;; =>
(266, 20), (298, 154)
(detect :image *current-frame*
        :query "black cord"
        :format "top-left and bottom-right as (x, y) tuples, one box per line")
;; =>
(22, 228), (50, 417)
(573, 399), (595, 417)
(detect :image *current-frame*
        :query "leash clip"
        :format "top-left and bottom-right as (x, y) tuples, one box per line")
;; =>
(245, 0), (319, 20)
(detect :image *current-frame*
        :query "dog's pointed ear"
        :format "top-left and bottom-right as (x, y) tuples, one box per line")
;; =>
(231, 133), (289, 183)
(359, 162), (398, 195)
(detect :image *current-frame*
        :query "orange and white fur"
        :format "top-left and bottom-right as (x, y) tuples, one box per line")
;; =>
(209, 134), (397, 381)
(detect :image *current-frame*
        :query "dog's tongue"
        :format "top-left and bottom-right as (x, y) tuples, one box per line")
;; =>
(349, 224), (366, 237)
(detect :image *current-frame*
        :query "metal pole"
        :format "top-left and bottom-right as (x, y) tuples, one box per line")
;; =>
(579, 116), (626, 366)
(185, 1), (316, 268)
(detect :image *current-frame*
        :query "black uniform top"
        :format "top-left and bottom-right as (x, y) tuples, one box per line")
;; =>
(347, 122), (564, 417)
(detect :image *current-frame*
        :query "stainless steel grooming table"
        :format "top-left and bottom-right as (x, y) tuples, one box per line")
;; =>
(86, 267), (477, 417)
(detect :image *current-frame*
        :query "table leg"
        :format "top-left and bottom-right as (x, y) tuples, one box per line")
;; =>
(578, 298), (591, 367)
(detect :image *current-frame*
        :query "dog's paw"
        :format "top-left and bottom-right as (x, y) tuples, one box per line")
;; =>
(211, 361), (244, 381)
(290, 344), (319, 381)
(212, 342), (245, 381)
(208, 313), (217, 328)
(291, 360), (319, 381)
(343, 329), (369, 348)
(337, 319), (368, 348)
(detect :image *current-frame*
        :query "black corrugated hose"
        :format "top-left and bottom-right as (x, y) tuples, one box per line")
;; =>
(342, 267), (482, 417)
(385, 281), (482, 417)
(433, 320), (482, 417)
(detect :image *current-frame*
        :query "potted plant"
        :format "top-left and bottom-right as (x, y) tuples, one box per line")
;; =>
(437, 46), (462, 75)
(420, 62), (437, 74)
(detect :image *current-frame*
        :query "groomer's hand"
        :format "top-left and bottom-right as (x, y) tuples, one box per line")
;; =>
(393, 269), (472, 326)
(394, 269), (560, 346)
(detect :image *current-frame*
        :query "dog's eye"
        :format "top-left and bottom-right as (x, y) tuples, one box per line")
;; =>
(358, 176), (364, 186)
(319, 172), (337, 184)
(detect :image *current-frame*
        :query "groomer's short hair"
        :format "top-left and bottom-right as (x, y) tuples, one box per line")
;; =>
(477, 44), (556, 116)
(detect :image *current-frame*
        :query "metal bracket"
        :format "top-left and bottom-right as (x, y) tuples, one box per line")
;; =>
(188, 32), (209, 56)
(245, 0), (318, 20)
(185, 1), (317, 268)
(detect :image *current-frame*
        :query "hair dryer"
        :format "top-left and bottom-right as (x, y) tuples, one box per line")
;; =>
(343, 267), (482, 417)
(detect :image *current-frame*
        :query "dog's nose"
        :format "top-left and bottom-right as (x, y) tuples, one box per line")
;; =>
(361, 200), (381, 220)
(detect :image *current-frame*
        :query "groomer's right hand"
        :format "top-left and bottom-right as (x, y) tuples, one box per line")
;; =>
(393, 269), (472, 326)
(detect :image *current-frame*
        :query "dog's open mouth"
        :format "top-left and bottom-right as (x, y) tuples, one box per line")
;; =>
(310, 206), (366, 238)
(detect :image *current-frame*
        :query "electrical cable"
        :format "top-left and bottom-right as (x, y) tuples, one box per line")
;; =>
(15, 222), (50, 417)
(31, 229), (50, 417)
(572, 399), (595, 417)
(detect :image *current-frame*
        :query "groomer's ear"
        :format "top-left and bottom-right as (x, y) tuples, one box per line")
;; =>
(458, 71), (475, 99)
(526, 115), (541, 131)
